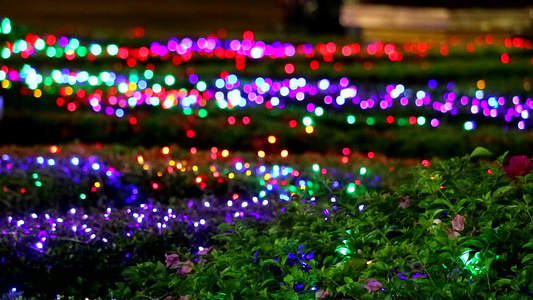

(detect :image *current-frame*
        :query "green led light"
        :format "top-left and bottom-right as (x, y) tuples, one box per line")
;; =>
(106, 44), (119, 56)
(32, 173), (38, 179)
(198, 109), (208, 118)
(1, 48), (10, 59)
(347, 115), (356, 124)
(68, 38), (80, 50)
(303, 116), (313, 126)
(464, 121), (475, 131)
(197, 81), (207, 92)
(144, 70), (154, 79)
(366, 117), (375, 125)
(34, 39), (45, 50)
(347, 184), (356, 194)
(17, 41), (28, 52)
(46, 47), (56, 57)
(398, 118), (407, 126)
(1, 18), (12, 34)
(336, 245), (351, 256)
(90, 44), (102, 56)
(315, 107), (324, 116)
(417, 116), (426, 125)
(88, 76), (99, 86)
(164, 75), (175, 85)
(35, 181), (42, 187)
(312, 164), (320, 172)
(128, 98), (137, 107)
(129, 74), (139, 83)
(183, 108), (192, 115)
(76, 46), (87, 57)
(217, 100), (228, 109)
(54, 47), (63, 58)
(360, 167), (367, 175)
(80, 194), (86, 200)
(152, 84), (162, 93)
(259, 190), (267, 198)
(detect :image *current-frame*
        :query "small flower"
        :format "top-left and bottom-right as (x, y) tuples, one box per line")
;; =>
(198, 259), (207, 265)
(504, 155), (533, 180)
(433, 219), (442, 224)
(399, 196), (410, 209)
(177, 261), (194, 275)
(165, 253), (180, 267)
(364, 278), (383, 293)
(452, 215), (465, 232)
(198, 246), (213, 255)
(410, 262), (423, 272)
(446, 227), (461, 239)
(316, 289), (329, 298)
(178, 296), (191, 300)
(469, 226), (477, 237)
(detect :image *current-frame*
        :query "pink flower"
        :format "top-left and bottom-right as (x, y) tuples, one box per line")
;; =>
(198, 259), (207, 265)
(446, 227), (461, 239)
(399, 196), (410, 209)
(364, 278), (383, 293)
(316, 289), (329, 298)
(504, 155), (533, 180)
(177, 261), (194, 275)
(165, 253), (180, 268)
(198, 246), (213, 255)
(452, 215), (465, 232)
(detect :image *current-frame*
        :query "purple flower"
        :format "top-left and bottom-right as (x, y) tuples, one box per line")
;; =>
(410, 262), (423, 272)
(452, 215), (465, 232)
(165, 253), (180, 267)
(364, 278), (383, 293)
(316, 289), (329, 298)
(177, 261), (194, 275)
(198, 246), (213, 255)
(504, 155), (533, 180)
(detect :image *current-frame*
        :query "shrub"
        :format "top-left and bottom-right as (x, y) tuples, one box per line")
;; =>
(113, 149), (533, 299)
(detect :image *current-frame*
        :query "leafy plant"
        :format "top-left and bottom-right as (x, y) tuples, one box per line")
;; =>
(113, 151), (533, 299)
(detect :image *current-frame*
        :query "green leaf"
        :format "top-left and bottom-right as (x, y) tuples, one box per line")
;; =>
(432, 199), (452, 208)
(493, 278), (512, 287)
(260, 279), (277, 288)
(485, 257), (494, 273)
(470, 147), (493, 160)
(523, 239), (533, 249)
(497, 151), (509, 165)
(522, 253), (533, 264)
(283, 274), (294, 284)
(372, 261), (389, 271)
(463, 239), (484, 249)
(343, 258), (368, 271)
(344, 277), (354, 284)
(154, 261), (166, 278)
(494, 186), (513, 197)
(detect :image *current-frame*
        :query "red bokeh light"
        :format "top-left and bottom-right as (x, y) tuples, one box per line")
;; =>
(284, 63), (294, 74)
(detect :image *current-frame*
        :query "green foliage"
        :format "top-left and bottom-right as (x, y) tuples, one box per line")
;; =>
(113, 154), (533, 299)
